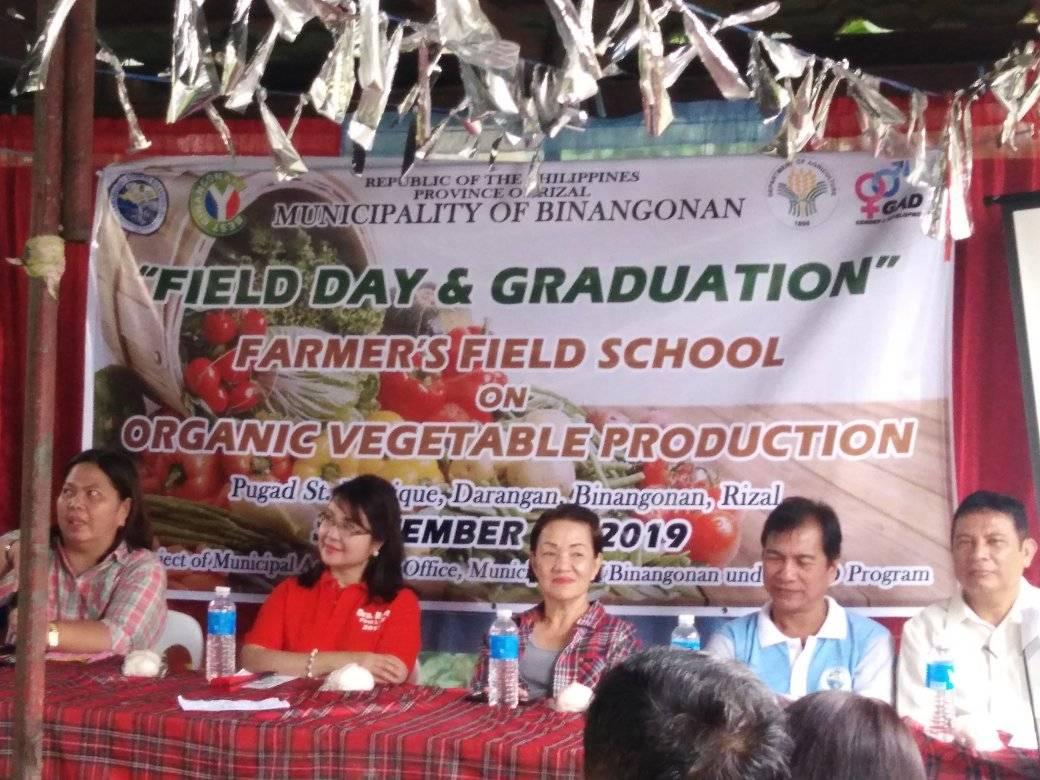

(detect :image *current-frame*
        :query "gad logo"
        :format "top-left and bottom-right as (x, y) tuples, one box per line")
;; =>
(854, 161), (924, 224)
(766, 158), (837, 228)
(190, 171), (246, 237)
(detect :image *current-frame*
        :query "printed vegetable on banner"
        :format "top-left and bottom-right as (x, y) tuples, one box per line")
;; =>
(88, 154), (954, 609)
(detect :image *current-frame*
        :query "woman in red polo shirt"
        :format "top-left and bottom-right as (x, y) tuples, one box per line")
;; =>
(241, 474), (420, 683)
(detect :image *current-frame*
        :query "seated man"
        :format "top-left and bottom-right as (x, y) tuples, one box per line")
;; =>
(897, 490), (1039, 746)
(706, 496), (893, 701)
(584, 647), (791, 780)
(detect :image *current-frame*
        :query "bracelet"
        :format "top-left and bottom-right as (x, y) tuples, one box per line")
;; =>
(305, 648), (318, 679)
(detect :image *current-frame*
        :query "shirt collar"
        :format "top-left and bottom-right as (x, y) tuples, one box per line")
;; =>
(523, 600), (605, 630)
(56, 539), (130, 575)
(950, 577), (1039, 628)
(757, 596), (846, 647)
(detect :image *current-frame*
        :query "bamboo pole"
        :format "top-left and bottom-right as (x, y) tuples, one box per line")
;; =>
(11, 0), (68, 775)
(62, 0), (96, 241)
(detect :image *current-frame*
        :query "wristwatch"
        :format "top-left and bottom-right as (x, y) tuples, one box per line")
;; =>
(47, 622), (59, 649)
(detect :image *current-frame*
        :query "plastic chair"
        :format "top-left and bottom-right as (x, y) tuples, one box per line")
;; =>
(153, 610), (204, 669)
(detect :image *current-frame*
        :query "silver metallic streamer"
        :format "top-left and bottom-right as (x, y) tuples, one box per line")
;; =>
(747, 35), (787, 122)
(96, 41), (151, 152)
(412, 40), (439, 146)
(811, 66), (843, 143)
(263, 0), (338, 41)
(257, 88), (308, 181)
(205, 104), (236, 156)
(596, 0), (634, 56)
(459, 63), (520, 120)
(220, 0), (252, 95)
(923, 93), (973, 242)
(357, 0), (383, 91)
(11, 0), (78, 95)
(674, 1), (751, 100)
(309, 17), (358, 124)
(225, 21), (283, 112)
(637, 0), (673, 137)
(436, 0), (520, 70)
(545, 0), (603, 97)
(415, 97), (470, 161)
(759, 35), (811, 80)
(287, 92), (308, 139)
(525, 145), (545, 196)
(348, 24), (404, 151)
(710, 1), (780, 34)
(166, 0), (220, 122)
(605, 3), (668, 66)
(905, 90), (929, 185)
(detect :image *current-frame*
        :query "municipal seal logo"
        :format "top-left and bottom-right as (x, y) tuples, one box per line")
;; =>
(766, 158), (837, 228)
(109, 173), (168, 235)
(190, 171), (246, 237)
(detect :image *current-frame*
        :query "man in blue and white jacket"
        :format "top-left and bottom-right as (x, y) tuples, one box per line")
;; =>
(706, 496), (894, 702)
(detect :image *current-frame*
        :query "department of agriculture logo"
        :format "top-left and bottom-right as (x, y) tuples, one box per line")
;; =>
(108, 172), (168, 235)
(190, 171), (246, 237)
(766, 158), (837, 228)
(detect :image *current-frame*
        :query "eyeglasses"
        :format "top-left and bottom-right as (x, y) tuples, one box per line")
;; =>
(316, 512), (372, 537)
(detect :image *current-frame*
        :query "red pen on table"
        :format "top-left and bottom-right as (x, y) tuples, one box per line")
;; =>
(209, 673), (267, 690)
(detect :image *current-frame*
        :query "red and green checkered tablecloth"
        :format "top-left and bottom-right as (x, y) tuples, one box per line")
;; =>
(0, 662), (584, 779)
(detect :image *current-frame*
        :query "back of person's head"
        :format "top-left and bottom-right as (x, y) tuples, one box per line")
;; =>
(760, 496), (842, 562)
(786, 691), (925, 780)
(953, 490), (1030, 540)
(584, 647), (791, 780)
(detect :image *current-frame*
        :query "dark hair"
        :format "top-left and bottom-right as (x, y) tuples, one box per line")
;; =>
(63, 448), (152, 552)
(761, 497), (841, 562)
(298, 474), (406, 603)
(528, 503), (604, 583)
(786, 691), (925, 780)
(585, 647), (792, 780)
(953, 490), (1030, 541)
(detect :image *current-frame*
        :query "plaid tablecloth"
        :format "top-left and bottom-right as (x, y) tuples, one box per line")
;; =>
(910, 722), (1040, 779)
(0, 662), (584, 779)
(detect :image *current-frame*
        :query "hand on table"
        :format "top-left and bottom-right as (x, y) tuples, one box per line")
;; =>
(355, 652), (410, 684)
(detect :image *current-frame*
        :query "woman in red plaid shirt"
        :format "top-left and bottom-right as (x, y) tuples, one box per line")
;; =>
(471, 504), (641, 700)
(0, 448), (167, 659)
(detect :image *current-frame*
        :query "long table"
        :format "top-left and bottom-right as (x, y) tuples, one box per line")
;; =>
(0, 662), (584, 779)
(909, 722), (1040, 780)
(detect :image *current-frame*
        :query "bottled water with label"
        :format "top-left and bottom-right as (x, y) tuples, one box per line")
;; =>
(205, 585), (237, 681)
(924, 644), (955, 742)
(487, 608), (520, 708)
(670, 614), (701, 651)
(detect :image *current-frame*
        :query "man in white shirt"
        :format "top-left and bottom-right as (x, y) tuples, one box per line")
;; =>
(897, 490), (1040, 747)
(707, 497), (894, 702)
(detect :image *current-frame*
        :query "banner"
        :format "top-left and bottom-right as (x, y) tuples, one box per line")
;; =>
(88, 153), (954, 610)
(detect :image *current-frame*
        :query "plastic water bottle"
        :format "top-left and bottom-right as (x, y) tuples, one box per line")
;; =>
(205, 585), (236, 681)
(487, 608), (519, 708)
(671, 614), (701, 651)
(924, 644), (955, 742)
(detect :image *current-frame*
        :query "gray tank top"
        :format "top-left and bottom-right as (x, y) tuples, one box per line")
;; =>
(519, 638), (562, 699)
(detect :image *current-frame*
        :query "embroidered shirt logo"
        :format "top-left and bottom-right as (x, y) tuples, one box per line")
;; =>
(357, 607), (390, 632)
(820, 666), (853, 691)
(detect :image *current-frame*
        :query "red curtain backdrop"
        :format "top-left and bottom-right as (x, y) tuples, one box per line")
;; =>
(1, 103), (1037, 590)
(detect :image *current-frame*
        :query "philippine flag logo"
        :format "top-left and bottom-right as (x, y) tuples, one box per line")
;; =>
(190, 171), (247, 237)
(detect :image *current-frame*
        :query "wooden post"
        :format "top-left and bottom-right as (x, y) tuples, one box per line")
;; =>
(11, 0), (68, 776)
(62, 0), (96, 241)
